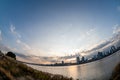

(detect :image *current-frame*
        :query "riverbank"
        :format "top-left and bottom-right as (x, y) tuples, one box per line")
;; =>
(0, 56), (73, 80)
(27, 50), (120, 80)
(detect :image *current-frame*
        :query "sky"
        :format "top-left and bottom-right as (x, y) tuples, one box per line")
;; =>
(0, 0), (120, 57)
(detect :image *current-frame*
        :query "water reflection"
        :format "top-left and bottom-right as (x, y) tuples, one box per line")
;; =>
(67, 66), (80, 79)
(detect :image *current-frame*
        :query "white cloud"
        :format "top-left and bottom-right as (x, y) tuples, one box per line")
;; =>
(113, 24), (120, 34)
(10, 25), (21, 38)
(86, 28), (95, 36)
(0, 30), (2, 41)
(16, 39), (31, 50)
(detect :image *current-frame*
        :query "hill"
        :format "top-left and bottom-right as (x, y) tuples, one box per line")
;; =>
(0, 56), (73, 80)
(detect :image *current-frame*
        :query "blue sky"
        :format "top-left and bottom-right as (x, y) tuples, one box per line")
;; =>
(0, 0), (120, 56)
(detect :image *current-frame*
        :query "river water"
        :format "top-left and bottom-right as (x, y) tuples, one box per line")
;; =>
(28, 51), (120, 80)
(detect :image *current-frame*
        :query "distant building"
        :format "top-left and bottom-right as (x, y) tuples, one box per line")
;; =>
(62, 61), (64, 64)
(111, 46), (116, 50)
(97, 52), (103, 59)
(81, 56), (85, 62)
(76, 56), (80, 64)
(110, 46), (116, 53)
(92, 55), (97, 60)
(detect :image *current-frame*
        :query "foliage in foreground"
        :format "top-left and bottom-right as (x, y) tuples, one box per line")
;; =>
(0, 56), (73, 80)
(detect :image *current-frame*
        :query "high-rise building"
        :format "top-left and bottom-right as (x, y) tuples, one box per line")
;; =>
(62, 61), (64, 64)
(81, 56), (85, 62)
(76, 56), (80, 64)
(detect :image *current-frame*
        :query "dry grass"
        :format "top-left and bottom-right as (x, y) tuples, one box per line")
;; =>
(0, 67), (15, 80)
(0, 56), (73, 80)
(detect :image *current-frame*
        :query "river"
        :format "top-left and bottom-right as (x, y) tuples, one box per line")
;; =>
(28, 50), (120, 80)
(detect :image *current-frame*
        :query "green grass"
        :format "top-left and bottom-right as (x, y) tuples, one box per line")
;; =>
(0, 56), (73, 80)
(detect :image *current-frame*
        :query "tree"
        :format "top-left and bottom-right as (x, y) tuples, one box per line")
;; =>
(6, 52), (16, 60)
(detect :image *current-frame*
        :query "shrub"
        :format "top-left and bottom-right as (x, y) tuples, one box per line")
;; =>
(6, 52), (16, 60)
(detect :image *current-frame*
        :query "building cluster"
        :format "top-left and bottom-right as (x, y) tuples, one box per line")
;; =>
(76, 45), (120, 64)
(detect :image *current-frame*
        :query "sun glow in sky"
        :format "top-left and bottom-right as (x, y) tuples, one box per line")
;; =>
(0, 0), (120, 57)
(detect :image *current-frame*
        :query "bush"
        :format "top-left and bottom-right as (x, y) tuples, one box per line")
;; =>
(6, 52), (16, 60)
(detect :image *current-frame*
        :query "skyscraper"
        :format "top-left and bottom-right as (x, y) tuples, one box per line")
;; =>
(76, 56), (80, 64)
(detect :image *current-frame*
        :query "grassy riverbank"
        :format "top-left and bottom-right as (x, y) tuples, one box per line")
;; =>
(0, 56), (73, 80)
